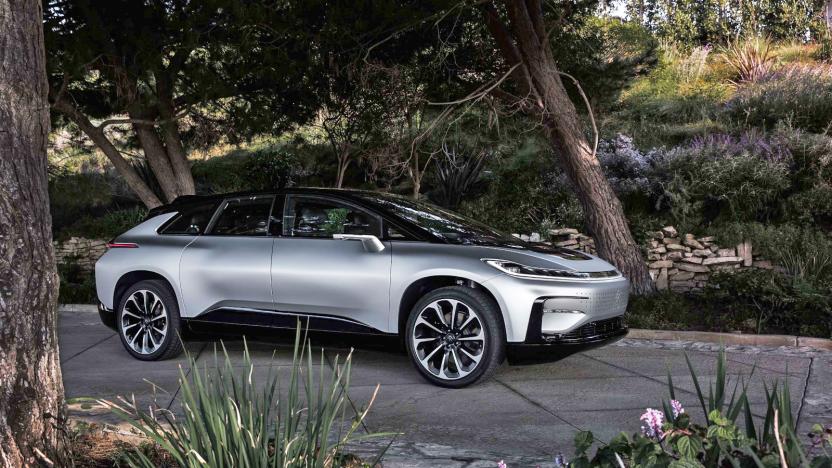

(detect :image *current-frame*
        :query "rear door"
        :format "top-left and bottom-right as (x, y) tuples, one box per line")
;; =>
(179, 195), (277, 316)
(271, 195), (392, 332)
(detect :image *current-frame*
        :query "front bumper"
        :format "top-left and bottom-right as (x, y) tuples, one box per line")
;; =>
(98, 301), (117, 330)
(507, 312), (628, 364)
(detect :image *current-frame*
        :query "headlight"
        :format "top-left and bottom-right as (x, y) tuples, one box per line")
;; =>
(482, 259), (618, 280)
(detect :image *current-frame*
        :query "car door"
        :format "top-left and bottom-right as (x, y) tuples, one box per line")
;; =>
(272, 194), (392, 332)
(179, 195), (277, 317)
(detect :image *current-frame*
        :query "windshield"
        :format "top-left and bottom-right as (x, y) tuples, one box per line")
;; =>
(357, 193), (527, 247)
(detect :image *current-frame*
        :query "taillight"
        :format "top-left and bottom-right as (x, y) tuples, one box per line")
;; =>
(107, 242), (139, 249)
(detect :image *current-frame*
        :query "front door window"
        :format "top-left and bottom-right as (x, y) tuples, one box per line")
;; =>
(282, 196), (380, 238)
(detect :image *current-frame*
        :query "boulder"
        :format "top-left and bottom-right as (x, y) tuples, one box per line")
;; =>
(673, 271), (695, 281)
(680, 257), (703, 264)
(656, 268), (668, 290)
(736, 241), (753, 267)
(649, 260), (673, 269)
(662, 226), (678, 238)
(677, 263), (710, 273)
(549, 228), (579, 236)
(717, 248), (736, 257)
(667, 251), (683, 261)
(702, 256), (743, 265)
(683, 235), (705, 250)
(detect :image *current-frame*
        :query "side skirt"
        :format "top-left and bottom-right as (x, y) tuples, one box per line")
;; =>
(183, 307), (395, 337)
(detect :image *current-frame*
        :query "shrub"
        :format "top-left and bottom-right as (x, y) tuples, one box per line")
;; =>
(570, 349), (832, 467)
(706, 269), (832, 338)
(720, 37), (777, 84)
(107, 329), (387, 467)
(726, 64), (832, 132)
(56, 206), (148, 242)
(655, 133), (791, 227)
(242, 147), (304, 191)
(58, 259), (96, 304)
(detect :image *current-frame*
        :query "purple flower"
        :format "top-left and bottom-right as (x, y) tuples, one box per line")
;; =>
(640, 408), (665, 438)
(497, 461), (507, 468)
(553, 453), (566, 467)
(670, 400), (684, 419)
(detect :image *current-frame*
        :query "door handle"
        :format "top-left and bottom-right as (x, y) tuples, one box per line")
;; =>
(333, 234), (386, 253)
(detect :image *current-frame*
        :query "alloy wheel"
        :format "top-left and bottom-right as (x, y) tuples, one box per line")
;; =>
(411, 298), (485, 381)
(120, 290), (168, 355)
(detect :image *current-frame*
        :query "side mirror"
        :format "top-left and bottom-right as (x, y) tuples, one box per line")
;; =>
(332, 234), (386, 253)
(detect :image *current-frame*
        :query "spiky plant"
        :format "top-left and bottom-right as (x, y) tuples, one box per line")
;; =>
(104, 327), (390, 467)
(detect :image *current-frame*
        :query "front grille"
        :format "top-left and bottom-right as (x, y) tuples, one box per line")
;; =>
(543, 316), (625, 343)
(586, 285), (629, 315)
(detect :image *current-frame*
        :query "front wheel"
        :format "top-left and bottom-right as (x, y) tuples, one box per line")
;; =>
(405, 286), (505, 388)
(117, 279), (184, 361)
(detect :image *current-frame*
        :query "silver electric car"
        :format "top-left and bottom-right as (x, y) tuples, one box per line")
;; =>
(95, 188), (629, 387)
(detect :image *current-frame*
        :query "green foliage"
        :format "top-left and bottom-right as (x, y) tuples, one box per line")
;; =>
(727, 65), (832, 133)
(58, 260), (96, 304)
(554, 16), (658, 111)
(111, 329), (388, 467)
(610, 46), (729, 146)
(720, 37), (777, 83)
(242, 148), (303, 191)
(49, 171), (113, 234)
(657, 139), (791, 227)
(572, 348), (832, 467)
(56, 206), (148, 242)
(706, 269), (832, 337)
(458, 138), (584, 234)
(628, 0), (826, 46)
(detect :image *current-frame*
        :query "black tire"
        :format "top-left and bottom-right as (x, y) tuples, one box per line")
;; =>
(405, 286), (505, 388)
(116, 279), (184, 361)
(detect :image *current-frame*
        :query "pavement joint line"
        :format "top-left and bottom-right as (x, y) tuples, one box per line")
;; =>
(493, 377), (587, 436)
(794, 356), (813, 429)
(61, 333), (117, 364)
(581, 353), (776, 420)
(725, 356), (806, 378)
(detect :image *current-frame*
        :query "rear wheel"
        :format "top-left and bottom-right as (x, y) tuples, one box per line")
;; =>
(117, 279), (184, 361)
(405, 286), (505, 388)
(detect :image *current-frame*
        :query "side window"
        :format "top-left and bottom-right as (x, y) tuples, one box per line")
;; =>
(283, 196), (380, 238)
(385, 223), (414, 240)
(160, 202), (219, 235)
(208, 196), (274, 236)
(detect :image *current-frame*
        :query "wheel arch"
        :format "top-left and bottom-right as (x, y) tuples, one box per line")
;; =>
(396, 275), (510, 339)
(113, 270), (178, 312)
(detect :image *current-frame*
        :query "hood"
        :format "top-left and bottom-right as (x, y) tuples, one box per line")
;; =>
(473, 243), (619, 274)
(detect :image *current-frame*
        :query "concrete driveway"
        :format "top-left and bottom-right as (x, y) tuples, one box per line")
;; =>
(59, 307), (831, 467)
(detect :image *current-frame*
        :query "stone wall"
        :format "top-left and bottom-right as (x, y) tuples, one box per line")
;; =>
(515, 226), (775, 293)
(53, 237), (108, 272)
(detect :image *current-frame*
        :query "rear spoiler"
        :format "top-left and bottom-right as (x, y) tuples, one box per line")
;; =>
(145, 194), (222, 220)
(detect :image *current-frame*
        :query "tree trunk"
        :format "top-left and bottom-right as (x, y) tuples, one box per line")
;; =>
(0, 0), (66, 464)
(335, 152), (350, 189)
(129, 108), (180, 203)
(156, 78), (195, 196)
(487, 1), (655, 294)
(52, 98), (163, 208)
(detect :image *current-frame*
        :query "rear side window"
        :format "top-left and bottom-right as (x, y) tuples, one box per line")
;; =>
(208, 196), (275, 236)
(159, 201), (219, 235)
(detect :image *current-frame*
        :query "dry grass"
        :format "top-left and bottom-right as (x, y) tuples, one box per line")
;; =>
(62, 422), (174, 468)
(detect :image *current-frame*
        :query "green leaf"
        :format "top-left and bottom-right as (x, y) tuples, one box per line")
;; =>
(670, 458), (706, 468)
(676, 435), (703, 459)
(574, 430), (594, 454)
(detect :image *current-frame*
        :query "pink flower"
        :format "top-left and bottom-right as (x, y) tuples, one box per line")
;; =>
(498, 461), (507, 468)
(670, 400), (684, 419)
(640, 408), (664, 438)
